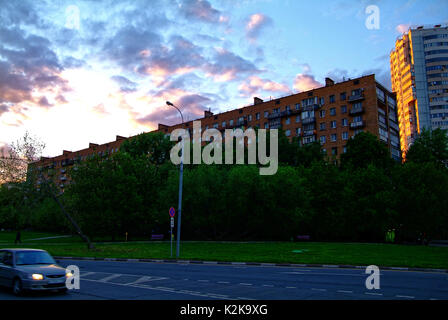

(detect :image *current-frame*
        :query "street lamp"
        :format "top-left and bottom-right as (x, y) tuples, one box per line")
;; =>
(166, 101), (184, 258)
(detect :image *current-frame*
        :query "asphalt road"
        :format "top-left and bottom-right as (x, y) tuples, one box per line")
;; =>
(0, 259), (447, 300)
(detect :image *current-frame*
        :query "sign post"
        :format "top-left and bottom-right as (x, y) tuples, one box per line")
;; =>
(169, 207), (175, 258)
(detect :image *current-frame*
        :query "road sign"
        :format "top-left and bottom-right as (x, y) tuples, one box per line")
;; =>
(170, 217), (174, 228)
(169, 207), (175, 217)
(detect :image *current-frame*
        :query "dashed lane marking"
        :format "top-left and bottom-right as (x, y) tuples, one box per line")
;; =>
(396, 295), (415, 299)
(98, 274), (122, 282)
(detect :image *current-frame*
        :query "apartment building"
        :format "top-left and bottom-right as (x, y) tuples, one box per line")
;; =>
(390, 24), (448, 158)
(31, 74), (400, 191)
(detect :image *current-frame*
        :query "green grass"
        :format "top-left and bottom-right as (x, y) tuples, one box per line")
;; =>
(1, 237), (447, 269)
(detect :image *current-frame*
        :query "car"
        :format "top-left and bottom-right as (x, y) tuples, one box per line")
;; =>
(0, 248), (70, 295)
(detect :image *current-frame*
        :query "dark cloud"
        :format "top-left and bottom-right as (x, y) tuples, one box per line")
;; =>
(0, 103), (8, 116)
(38, 97), (53, 108)
(103, 26), (163, 69)
(111, 75), (138, 93)
(0, 25), (68, 109)
(205, 48), (260, 80)
(178, 0), (223, 23)
(136, 93), (212, 126)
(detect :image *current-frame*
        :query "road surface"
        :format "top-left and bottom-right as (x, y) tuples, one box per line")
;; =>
(0, 259), (447, 300)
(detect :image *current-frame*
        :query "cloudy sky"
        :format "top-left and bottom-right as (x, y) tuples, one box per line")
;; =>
(0, 0), (447, 157)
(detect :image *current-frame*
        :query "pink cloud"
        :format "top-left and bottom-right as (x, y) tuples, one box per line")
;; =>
(293, 74), (322, 92)
(396, 24), (410, 34)
(246, 13), (272, 42)
(239, 76), (290, 96)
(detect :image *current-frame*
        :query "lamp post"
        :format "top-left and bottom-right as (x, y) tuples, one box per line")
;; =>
(166, 101), (184, 258)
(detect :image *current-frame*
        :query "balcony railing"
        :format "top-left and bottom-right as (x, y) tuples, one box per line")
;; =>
(267, 109), (300, 119)
(348, 92), (365, 102)
(349, 120), (366, 129)
(302, 117), (316, 125)
(302, 104), (321, 112)
(349, 107), (364, 115)
(303, 130), (315, 137)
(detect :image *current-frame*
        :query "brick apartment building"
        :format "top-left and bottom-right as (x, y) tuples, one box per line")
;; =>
(31, 74), (401, 191)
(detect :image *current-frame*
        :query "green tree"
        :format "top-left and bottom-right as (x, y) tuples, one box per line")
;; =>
(405, 128), (448, 168)
(120, 131), (174, 165)
(341, 132), (395, 170)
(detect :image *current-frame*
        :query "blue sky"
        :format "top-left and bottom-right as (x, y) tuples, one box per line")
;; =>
(0, 0), (447, 157)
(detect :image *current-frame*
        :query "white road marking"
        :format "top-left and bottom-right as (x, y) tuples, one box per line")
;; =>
(198, 280), (209, 282)
(282, 272), (306, 275)
(239, 283), (253, 286)
(81, 272), (96, 277)
(396, 295), (415, 299)
(365, 292), (383, 296)
(286, 286), (297, 289)
(127, 276), (162, 285)
(98, 274), (122, 282)
(311, 288), (327, 292)
(337, 290), (353, 294)
(262, 284), (274, 287)
(237, 297), (254, 300)
(218, 281), (230, 284)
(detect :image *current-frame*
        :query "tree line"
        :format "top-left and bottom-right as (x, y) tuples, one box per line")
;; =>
(1, 129), (447, 243)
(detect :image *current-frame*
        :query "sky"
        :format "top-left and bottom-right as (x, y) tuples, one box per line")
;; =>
(0, 0), (447, 157)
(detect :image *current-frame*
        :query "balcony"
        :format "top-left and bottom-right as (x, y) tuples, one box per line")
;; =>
(302, 104), (321, 112)
(61, 159), (74, 167)
(349, 120), (366, 129)
(267, 109), (300, 120)
(303, 129), (315, 137)
(389, 121), (400, 132)
(302, 117), (316, 125)
(60, 176), (67, 181)
(349, 106), (364, 115)
(348, 92), (365, 102)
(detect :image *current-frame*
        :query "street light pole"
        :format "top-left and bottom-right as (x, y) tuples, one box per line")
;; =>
(166, 101), (184, 258)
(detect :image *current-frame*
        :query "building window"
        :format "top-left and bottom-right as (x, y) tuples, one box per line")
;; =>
(330, 108), (336, 116)
(222, 121), (226, 127)
(342, 118), (348, 126)
(331, 147), (338, 155)
(320, 97), (325, 105)
(213, 123), (218, 129)
(340, 92), (346, 101)
(229, 120), (234, 126)
(285, 129), (291, 137)
(264, 111), (269, 118)
(286, 117), (290, 125)
(256, 113), (260, 120)
(343, 146), (347, 153)
(264, 123), (269, 129)
(296, 115), (300, 123)
(296, 127), (301, 135)
(320, 122), (326, 130)
(285, 105), (290, 111)
(319, 110), (326, 118)
(341, 105), (347, 113)
(248, 115), (252, 122)
(322, 148), (327, 154)
(331, 120), (337, 129)
(342, 132), (348, 140)
(320, 136), (326, 144)
(331, 134), (337, 142)
(295, 103), (300, 110)
(329, 95), (336, 103)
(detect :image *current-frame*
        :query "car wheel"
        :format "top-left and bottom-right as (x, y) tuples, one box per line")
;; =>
(12, 278), (23, 296)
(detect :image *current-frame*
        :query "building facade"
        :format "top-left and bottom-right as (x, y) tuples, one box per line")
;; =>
(32, 74), (400, 191)
(390, 24), (448, 158)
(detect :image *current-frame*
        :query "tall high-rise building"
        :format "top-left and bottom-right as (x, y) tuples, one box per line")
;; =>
(390, 24), (448, 158)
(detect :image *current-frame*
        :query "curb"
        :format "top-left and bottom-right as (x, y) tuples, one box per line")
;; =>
(53, 256), (448, 273)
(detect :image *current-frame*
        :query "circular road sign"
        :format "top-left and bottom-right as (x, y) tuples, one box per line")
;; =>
(169, 207), (175, 217)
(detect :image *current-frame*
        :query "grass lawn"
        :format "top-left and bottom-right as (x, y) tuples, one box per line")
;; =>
(1, 232), (447, 269)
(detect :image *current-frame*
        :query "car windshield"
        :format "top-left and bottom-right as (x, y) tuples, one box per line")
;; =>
(15, 251), (55, 265)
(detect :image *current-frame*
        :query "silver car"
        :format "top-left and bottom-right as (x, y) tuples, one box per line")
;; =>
(0, 249), (69, 295)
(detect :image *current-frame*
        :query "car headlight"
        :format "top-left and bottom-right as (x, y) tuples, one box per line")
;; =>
(66, 271), (73, 278)
(31, 274), (44, 280)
